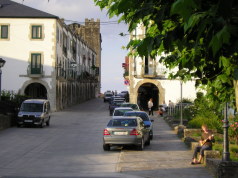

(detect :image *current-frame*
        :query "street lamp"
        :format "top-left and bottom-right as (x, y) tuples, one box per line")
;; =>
(180, 80), (183, 125)
(222, 102), (230, 161)
(0, 58), (6, 101)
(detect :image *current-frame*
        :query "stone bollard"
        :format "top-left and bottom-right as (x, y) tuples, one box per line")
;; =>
(174, 125), (186, 138)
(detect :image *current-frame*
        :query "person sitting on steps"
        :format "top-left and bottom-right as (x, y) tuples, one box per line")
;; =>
(191, 124), (215, 165)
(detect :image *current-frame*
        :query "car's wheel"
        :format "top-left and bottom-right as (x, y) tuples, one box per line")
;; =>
(104, 99), (106, 102)
(17, 123), (21, 128)
(103, 144), (110, 151)
(150, 131), (153, 140)
(145, 137), (150, 146)
(46, 118), (50, 126)
(137, 138), (144, 151)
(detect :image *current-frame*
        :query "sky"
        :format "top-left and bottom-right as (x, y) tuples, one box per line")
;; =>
(12, 0), (129, 93)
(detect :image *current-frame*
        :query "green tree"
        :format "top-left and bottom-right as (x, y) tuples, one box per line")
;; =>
(94, 0), (238, 106)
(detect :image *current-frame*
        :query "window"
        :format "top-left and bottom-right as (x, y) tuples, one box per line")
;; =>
(56, 27), (60, 43)
(31, 53), (42, 74)
(32, 25), (42, 39)
(1, 25), (9, 39)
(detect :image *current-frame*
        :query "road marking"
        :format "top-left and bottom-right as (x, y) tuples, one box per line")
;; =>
(115, 150), (124, 172)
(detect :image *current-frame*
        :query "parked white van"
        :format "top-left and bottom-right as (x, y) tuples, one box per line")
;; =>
(17, 99), (51, 128)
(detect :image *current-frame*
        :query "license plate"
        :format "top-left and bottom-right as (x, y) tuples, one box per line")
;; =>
(114, 132), (127, 135)
(24, 120), (33, 123)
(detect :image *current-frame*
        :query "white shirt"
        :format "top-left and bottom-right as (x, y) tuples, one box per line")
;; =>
(148, 101), (153, 108)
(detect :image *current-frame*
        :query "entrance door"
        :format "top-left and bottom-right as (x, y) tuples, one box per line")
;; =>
(137, 83), (159, 110)
(25, 83), (47, 99)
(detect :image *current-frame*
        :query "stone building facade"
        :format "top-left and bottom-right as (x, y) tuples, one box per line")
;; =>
(69, 19), (102, 95)
(127, 24), (197, 110)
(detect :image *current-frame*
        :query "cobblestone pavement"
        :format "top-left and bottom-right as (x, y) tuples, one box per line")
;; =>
(116, 115), (214, 178)
(0, 99), (214, 178)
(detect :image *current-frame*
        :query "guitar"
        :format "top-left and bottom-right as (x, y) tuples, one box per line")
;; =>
(200, 134), (214, 146)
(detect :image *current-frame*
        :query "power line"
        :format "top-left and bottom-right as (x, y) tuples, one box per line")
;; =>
(64, 19), (125, 25)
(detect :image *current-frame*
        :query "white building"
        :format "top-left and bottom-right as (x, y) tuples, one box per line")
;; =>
(0, 0), (100, 111)
(127, 24), (197, 110)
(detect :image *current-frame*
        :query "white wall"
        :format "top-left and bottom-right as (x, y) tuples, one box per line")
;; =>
(0, 18), (56, 93)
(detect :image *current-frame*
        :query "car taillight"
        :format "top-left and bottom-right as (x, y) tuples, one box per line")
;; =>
(103, 129), (110, 135)
(130, 129), (140, 135)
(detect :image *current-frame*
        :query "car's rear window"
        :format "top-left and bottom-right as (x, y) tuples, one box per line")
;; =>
(124, 112), (150, 121)
(113, 101), (124, 106)
(112, 119), (137, 127)
(114, 109), (132, 116)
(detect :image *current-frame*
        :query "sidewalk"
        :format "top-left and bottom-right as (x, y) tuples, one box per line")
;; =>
(117, 115), (214, 178)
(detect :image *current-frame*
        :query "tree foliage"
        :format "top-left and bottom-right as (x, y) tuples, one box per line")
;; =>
(94, 0), (238, 105)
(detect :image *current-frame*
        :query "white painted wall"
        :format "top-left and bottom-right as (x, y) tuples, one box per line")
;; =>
(130, 24), (198, 105)
(0, 18), (56, 93)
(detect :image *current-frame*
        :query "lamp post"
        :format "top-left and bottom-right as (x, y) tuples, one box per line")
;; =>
(180, 80), (183, 125)
(222, 102), (230, 161)
(0, 58), (6, 101)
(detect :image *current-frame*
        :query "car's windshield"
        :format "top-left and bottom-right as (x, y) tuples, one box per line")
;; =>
(124, 112), (150, 121)
(114, 109), (132, 116)
(20, 103), (43, 112)
(105, 94), (112, 97)
(111, 119), (137, 127)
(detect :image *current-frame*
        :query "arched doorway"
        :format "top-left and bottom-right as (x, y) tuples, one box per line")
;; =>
(25, 83), (47, 99)
(137, 83), (159, 111)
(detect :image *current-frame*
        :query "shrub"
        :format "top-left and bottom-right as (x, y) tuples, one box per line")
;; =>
(187, 115), (223, 133)
(228, 115), (238, 145)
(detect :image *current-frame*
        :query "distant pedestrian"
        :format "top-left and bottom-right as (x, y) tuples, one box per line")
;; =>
(148, 98), (154, 116)
(168, 100), (174, 107)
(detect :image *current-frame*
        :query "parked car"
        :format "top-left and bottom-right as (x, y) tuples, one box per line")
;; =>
(112, 107), (133, 117)
(124, 111), (154, 139)
(109, 101), (125, 115)
(103, 117), (150, 151)
(108, 95), (124, 104)
(120, 103), (140, 111)
(17, 99), (51, 128)
(103, 92), (113, 102)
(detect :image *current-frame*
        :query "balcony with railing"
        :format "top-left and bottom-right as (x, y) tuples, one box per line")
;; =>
(27, 64), (43, 78)
(136, 64), (167, 79)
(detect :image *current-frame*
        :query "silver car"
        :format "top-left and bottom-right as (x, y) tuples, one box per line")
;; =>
(112, 107), (133, 117)
(103, 117), (150, 151)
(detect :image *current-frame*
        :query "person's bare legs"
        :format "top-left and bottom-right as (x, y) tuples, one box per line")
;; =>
(197, 155), (203, 163)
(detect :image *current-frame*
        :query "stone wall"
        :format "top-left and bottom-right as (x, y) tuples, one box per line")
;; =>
(206, 159), (238, 178)
(0, 114), (13, 131)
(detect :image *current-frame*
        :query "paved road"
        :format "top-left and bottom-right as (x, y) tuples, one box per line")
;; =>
(0, 98), (213, 178)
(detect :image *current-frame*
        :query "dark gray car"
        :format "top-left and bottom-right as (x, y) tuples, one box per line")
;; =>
(17, 99), (51, 128)
(103, 117), (150, 151)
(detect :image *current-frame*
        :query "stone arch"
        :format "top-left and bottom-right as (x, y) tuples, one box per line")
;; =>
(131, 79), (165, 109)
(20, 80), (50, 96)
